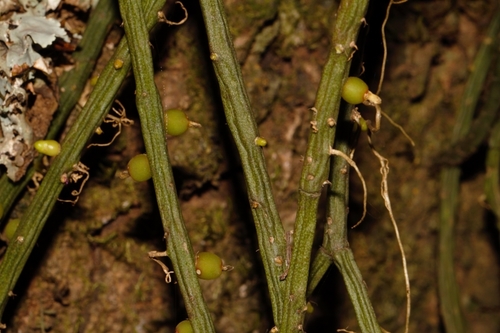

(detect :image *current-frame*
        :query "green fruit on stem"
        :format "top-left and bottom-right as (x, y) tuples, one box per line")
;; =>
(3, 218), (20, 241)
(341, 77), (369, 105)
(114, 58), (124, 69)
(127, 154), (151, 182)
(34, 140), (61, 157)
(165, 109), (190, 136)
(254, 136), (267, 147)
(195, 252), (223, 280)
(175, 320), (193, 333)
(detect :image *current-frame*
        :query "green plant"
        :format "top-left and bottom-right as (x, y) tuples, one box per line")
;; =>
(127, 154), (152, 182)
(341, 76), (369, 105)
(2, 219), (20, 242)
(1, 0), (496, 332)
(195, 252), (223, 280)
(0, 0), (385, 331)
(33, 140), (61, 157)
(175, 320), (194, 333)
(165, 109), (190, 136)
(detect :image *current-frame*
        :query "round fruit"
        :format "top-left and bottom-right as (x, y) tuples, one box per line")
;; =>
(114, 58), (124, 69)
(127, 154), (151, 182)
(34, 140), (61, 157)
(341, 77), (369, 105)
(254, 136), (267, 147)
(195, 252), (223, 280)
(165, 109), (190, 136)
(3, 218), (20, 241)
(175, 320), (193, 333)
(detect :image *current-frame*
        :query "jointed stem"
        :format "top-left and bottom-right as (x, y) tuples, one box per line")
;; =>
(118, 0), (216, 331)
(198, 0), (286, 321)
(280, 0), (369, 331)
(0, 0), (166, 322)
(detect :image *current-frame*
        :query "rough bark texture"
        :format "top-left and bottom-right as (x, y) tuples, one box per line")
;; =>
(1, 0), (499, 332)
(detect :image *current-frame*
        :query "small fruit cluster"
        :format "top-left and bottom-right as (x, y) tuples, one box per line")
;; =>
(124, 109), (201, 182)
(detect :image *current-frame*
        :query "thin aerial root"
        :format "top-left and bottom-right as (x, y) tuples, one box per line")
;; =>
(148, 251), (174, 283)
(378, 0), (408, 95)
(88, 100), (134, 148)
(381, 111), (416, 146)
(57, 162), (90, 205)
(367, 134), (411, 333)
(151, 258), (175, 283)
(329, 148), (367, 228)
(158, 1), (188, 26)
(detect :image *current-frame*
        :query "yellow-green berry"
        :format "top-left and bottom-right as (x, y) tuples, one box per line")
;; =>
(195, 252), (223, 280)
(34, 140), (61, 157)
(175, 320), (193, 333)
(3, 218), (20, 241)
(255, 137), (267, 147)
(127, 154), (151, 182)
(165, 109), (190, 136)
(114, 58), (124, 69)
(342, 77), (369, 105)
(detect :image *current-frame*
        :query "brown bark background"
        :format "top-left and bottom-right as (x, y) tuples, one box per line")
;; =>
(1, 0), (499, 332)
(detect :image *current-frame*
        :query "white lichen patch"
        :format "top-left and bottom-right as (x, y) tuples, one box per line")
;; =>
(0, 2), (69, 180)
(0, 78), (32, 180)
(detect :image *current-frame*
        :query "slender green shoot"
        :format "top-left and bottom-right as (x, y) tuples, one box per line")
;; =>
(0, 0), (166, 322)
(0, 0), (118, 225)
(280, 0), (368, 331)
(198, 0), (286, 321)
(117, 0), (216, 331)
(438, 7), (500, 333)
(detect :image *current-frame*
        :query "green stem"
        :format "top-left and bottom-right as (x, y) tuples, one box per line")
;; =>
(483, 51), (500, 239)
(485, 119), (500, 223)
(0, 0), (165, 321)
(280, 0), (368, 330)
(198, 0), (286, 321)
(335, 250), (381, 331)
(439, 167), (465, 333)
(451, 10), (500, 142)
(307, 250), (331, 298)
(438, 7), (500, 333)
(0, 0), (118, 225)
(327, 109), (380, 333)
(117, 1), (215, 332)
